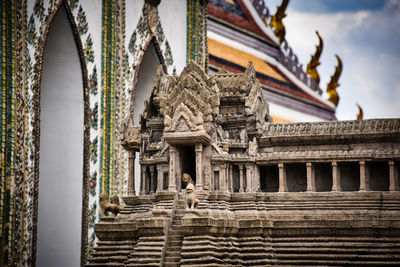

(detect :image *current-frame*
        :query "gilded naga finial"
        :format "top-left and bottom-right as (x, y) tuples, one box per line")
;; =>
(270, 0), (289, 43)
(326, 55), (342, 107)
(306, 31), (324, 85)
(356, 104), (363, 120)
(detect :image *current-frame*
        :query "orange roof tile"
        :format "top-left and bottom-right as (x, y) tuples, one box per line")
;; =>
(208, 38), (287, 82)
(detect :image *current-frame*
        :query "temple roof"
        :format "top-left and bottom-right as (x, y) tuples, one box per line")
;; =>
(207, 0), (337, 122)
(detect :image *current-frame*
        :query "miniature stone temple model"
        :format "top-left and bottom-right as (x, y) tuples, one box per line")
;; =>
(86, 61), (400, 266)
(182, 173), (199, 209)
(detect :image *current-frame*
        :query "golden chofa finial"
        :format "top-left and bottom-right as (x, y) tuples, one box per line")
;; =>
(306, 31), (324, 85)
(356, 103), (363, 120)
(270, 0), (290, 43)
(326, 55), (342, 107)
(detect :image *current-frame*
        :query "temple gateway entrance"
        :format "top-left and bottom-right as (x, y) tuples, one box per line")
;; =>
(178, 146), (196, 190)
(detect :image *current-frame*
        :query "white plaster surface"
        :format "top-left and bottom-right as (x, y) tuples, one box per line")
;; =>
(158, 0), (187, 74)
(125, 0), (144, 49)
(37, 8), (83, 267)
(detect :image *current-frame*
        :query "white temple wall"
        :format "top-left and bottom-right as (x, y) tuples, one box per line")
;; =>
(158, 0), (187, 74)
(37, 8), (83, 267)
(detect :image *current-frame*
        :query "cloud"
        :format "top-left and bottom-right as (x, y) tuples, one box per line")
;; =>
(281, 1), (400, 120)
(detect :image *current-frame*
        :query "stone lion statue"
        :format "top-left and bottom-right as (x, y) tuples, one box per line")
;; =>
(99, 192), (123, 217)
(182, 173), (199, 209)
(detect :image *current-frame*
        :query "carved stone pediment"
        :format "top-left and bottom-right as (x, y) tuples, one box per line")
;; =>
(121, 116), (141, 151)
(159, 62), (218, 144)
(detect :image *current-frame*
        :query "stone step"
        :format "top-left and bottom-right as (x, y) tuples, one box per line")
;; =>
(274, 242), (400, 248)
(168, 240), (182, 248)
(96, 240), (135, 245)
(273, 237), (400, 243)
(276, 259), (400, 266)
(170, 229), (183, 234)
(275, 253), (400, 261)
(87, 256), (127, 263)
(134, 246), (163, 252)
(164, 256), (181, 263)
(165, 250), (181, 257)
(182, 244), (241, 253)
(166, 245), (181, 251)
(127, 257), (161, 264)
(182, 240), (240, 248)
(91, 250), (131, 257)
(126, 263), (160, 267)
(86, 263), (125, 267)
(180, 256), (224, 265)
(275, 247), (400, 254)
(130, 251), (162, 258)
(170, 237), (183, 243)
(94, 245), (134, 251)
(133, 241), (164, 247)
(139, 236), (165, 242)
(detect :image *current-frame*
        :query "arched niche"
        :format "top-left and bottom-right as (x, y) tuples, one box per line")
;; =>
(131, 39), (164, 194)
(33, 3), (90, 266)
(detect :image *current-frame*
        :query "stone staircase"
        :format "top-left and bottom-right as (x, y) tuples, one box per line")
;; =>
(272, 236), (400, 266)
(126, 236), (165, 266)
(180, 235), (274, 266)
(163, 193), (186, 266)
(86, 240), (136, 266)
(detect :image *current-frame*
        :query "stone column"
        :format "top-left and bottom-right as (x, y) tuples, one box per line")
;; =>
(168, 146), (177, 191)
(239, 164), (244, 193)
(389, 161), (399, 191)
(306, 162), (316, 192)
(278, 163), (288, 192)
(331, 162), (341, 192)
(157, 165), (163, 192)
(253, 165), (260, 192)
(141, 166), (147, 195)
(195, 144), (203, 190)
(220, 164), (227, 192)
(245, 164), (253, 192)
(149, 166), (155, 193)
(128, 151), (136, 196)
(229, 164), (233, 192)
(359, 161), (369, 191)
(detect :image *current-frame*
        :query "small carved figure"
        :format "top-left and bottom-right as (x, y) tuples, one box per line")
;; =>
(99, 192), (123, 217)
(182, 173), (199, 209)
(182, 172), (195, 188)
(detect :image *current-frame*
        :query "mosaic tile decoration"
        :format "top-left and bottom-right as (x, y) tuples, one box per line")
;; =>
(0, 0), (19, 264)
(186, 0), (208, 71)
(0, 0), (99, 265)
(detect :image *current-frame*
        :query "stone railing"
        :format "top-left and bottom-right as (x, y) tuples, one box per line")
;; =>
(265, 119), (400, 136)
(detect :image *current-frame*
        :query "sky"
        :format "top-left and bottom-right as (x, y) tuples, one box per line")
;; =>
(267, 0), (400, 120)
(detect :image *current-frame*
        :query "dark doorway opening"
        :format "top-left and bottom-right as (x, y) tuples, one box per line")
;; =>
(315, 163), (333, 192)
(340, 162), (360, 191)
(369, 161), (389, 191)
(286, 163), (307, 192)
(232, 165), (240, 192)
(260, 165), (279, 192)
(180, 146), (196, 189)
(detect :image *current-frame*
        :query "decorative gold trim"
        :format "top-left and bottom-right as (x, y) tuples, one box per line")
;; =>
(357, 103), (363, 120)
(270, 0), (289, 43)
(326, 54), (342, 107)
(306, 31), (323, 85)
